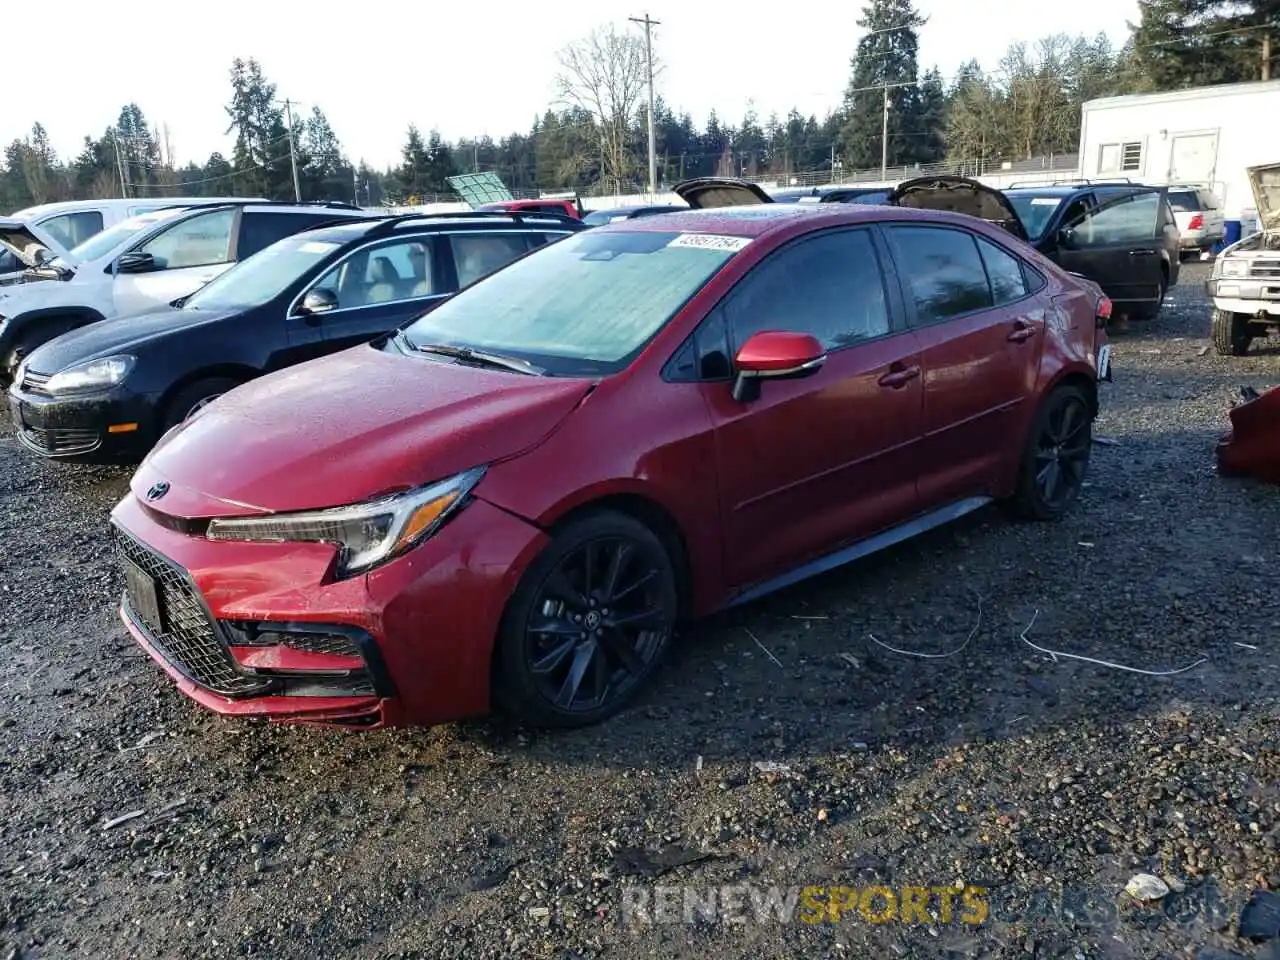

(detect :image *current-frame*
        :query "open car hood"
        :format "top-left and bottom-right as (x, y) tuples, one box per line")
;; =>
(1247, 162), (1280, 229)
(0, 218), (63, 268)
(672, 177), (775, 209)
(886, 175), (1029, 242)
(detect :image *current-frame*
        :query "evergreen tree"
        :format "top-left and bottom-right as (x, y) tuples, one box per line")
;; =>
(837, 0), (930, 172)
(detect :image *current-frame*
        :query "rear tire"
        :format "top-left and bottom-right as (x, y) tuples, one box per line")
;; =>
(1211, 308), (1252, 356)
(160, 377), (243, 432)
(1007, 383), (1094, 522)
(1129, 269), (1168, 322)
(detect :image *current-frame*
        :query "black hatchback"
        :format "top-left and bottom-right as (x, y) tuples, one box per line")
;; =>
(8, 211), (584, 464)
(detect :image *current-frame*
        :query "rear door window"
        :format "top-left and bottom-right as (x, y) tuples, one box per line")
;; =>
(886, 225), (995, 325)
(237, 212), (334, 260)
(448, 232), (535, 287)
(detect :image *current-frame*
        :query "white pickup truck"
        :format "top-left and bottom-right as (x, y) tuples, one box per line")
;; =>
(1205, 163), (1280, 356)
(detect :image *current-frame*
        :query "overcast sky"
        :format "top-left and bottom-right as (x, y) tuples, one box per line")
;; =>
(8, 0), (1140, 171)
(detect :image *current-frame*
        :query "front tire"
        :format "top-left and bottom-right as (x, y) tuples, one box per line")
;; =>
(493, 510), (678, 728)
(1211, 308), (1252, 356)
(1008, 383), (1094, 521)
(160, 377), (243, 432)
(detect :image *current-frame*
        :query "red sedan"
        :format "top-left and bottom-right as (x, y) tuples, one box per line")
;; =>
(109, 202), (1112, 730)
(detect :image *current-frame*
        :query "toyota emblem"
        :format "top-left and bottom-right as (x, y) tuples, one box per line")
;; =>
(145, 481), (170, 502)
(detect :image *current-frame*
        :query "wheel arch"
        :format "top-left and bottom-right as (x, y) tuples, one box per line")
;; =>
(542, 491), (696, 621)
(156, 363), (261, 422)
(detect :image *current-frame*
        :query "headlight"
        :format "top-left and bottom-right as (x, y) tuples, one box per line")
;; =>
(205, 466), (486, 578)
(1218, 258), (1247, 278)
(44, 355), (135, 394)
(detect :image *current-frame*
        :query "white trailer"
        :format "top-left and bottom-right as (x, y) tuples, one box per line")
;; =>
(1078, 79), (1280, 227)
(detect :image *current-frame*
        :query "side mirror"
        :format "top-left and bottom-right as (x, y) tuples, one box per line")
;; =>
(29, 245), (52, 266)
(731, 330), (826, 403)
(1057, 227), (1077, 249)
(116, 251), (157, 274)
(295, 287), (339, 317)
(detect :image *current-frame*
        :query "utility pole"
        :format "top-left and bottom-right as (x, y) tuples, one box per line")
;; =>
(881, 85), (890, 180)
(630, 13), (660, 197)
(1263, 31), (1272, 81)
(283, 98), (302, 202)
(111, 130), (128, 199)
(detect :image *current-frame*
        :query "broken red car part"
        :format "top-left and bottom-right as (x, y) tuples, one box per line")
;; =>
(1216, 384), (1280, 484)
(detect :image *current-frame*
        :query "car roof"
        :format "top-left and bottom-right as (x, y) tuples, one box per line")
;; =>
(594, 203), (990, 239)
(295, 210), (584, 244)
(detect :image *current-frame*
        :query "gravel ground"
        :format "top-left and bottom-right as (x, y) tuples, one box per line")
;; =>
(1, 261), (1278, 960)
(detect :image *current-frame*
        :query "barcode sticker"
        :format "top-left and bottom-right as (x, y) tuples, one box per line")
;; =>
(667, 233), (752, 252)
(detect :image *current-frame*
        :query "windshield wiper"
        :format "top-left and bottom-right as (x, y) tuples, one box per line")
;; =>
(408, 341), (545, 376)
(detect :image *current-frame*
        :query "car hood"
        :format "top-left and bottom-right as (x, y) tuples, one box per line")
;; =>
(22, 306), (234, 374)
(672, 177), (775, 208)
(886, 175), (1029, 242)
(1247, 162), (1280, 229)
(132, 343), (596, 517)
(0, 218), (66, 268)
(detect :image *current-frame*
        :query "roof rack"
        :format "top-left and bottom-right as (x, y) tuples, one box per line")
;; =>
(363, 209), (581, 239)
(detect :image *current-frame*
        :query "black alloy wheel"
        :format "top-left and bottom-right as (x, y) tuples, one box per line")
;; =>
(1009, 383), (1093, 521)
(496, 511), (678, 727)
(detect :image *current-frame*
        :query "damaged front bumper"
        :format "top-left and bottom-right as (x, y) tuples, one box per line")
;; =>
(1216, 384), (1280, 485)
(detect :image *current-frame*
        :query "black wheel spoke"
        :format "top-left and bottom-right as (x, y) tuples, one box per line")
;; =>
(601, 543), (633, 602)
(555, 643), (596, 708)
(543, 568), (588, 612)
(598, 629), (647, 676)
(530, 638), (575, 675)
(528, 617), (583, 638)
(603, 606), (666, 630)
(610, 569), (657, 603)
(582, 542), (597, 601)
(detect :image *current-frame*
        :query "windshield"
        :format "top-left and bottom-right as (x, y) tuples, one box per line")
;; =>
(184, 236), (344, 311)
(66, 208), (190, 264)
(1005, 195), (1064, 240)
(398, 229), (745, 376)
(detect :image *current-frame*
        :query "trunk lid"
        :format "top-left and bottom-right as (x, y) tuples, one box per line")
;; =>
(672, 177), (775, 209)
(885, 175), (1029, 242)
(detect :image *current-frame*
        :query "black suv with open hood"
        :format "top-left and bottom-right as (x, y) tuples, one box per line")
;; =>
(673, 175), (1180, 321)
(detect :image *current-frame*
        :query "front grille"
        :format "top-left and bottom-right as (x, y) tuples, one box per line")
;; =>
(1249, 259), (1280, 279)
(17, 425), (99, 456)
(113, 524), (272, 697)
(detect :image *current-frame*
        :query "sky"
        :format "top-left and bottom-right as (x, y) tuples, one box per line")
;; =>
(7, 0), (1141, 172)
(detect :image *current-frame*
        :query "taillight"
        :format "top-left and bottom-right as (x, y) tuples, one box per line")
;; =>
(1096, 296), (1113, 328)
(1187, 213), (1204, 229)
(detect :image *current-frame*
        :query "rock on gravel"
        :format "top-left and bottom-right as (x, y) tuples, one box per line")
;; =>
(1, 261), (1278, 959)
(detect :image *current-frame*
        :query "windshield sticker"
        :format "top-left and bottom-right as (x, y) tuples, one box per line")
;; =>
(667, 233), (752, 252)
(1030, 198), (1061, 205)
(298, 241), (341, 254)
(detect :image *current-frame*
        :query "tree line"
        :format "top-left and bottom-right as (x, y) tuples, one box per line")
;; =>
(2, 0), (1276, 213)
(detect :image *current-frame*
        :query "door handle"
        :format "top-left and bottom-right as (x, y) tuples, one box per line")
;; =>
(878, 365), (920, 389)
(1128, 249), (1157, 256)
(1008, 320), (1038, 343)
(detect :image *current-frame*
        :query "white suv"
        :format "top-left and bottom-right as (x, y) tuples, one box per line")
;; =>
(0, 196), (263, 285)
(0, 201), (369, 382)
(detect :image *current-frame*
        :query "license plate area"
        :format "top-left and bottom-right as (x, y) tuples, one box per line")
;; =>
(123, 558), (164, 632)
(1096, 343), (1112, 382)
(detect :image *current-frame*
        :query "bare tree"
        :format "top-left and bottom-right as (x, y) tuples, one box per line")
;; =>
(554, 23), (653, 187)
